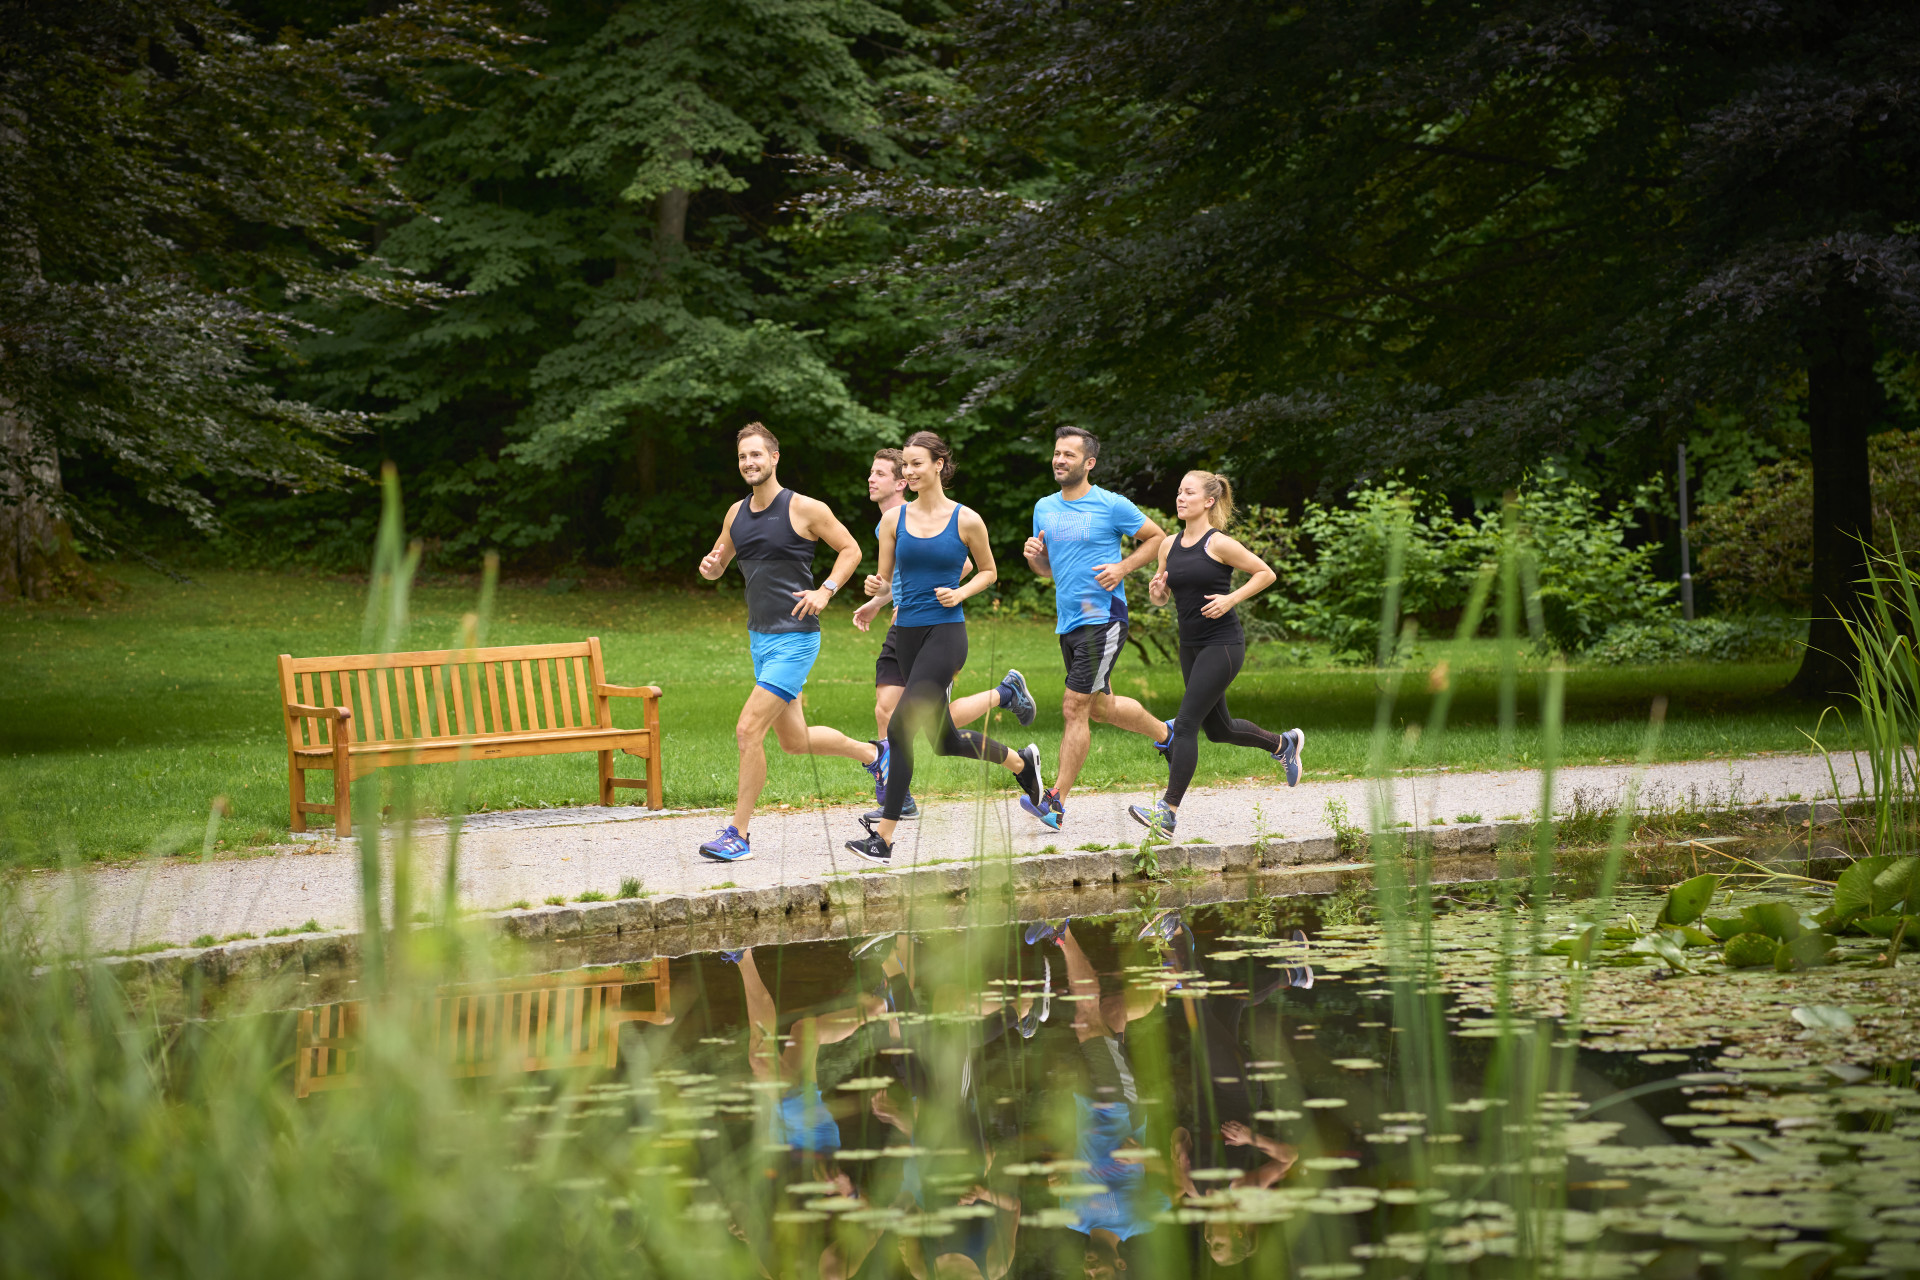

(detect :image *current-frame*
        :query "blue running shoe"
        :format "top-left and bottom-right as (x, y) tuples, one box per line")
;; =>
(1016, 956), (1052, 1038)
(1000, 669), (1037, 728)
(1153, 719), (1176, 762)
(717, 949), (744, 964)
(862, 793), (918, 825)
(1020, 786), (1064, 831)
(1023, 918), (1068, 946)
(864, 739), (892, 805)
(1127, 800), (1177, 839)
(698, 825), (752, 861)
(1273, 727), (1305, 787)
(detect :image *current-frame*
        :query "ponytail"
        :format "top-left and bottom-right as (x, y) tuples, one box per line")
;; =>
(1188, 471), (1234, 529)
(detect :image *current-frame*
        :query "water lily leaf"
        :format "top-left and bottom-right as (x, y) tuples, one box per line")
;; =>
(1631, 933), (1695, 971)
(1740, 902), (1804, 942)
(1790, 1005), (1855, 1032)
(1701, 915), (1749, 941)
(1834, 855), (1896, 922)
(1774, 931), (1835, 971)
(1679, 926), (1718, 948)
(1658, 874), (1720, 927)
(1723, 933), (1777, 968)
(1854, 913), (1918, 938)
(1871, 856), (1920, 916)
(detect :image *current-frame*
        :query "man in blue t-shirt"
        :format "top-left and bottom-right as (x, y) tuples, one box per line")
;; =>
(1021, 427), (1168, 831)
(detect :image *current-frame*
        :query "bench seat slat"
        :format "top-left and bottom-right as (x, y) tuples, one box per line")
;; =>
(293, 726), (652, 766)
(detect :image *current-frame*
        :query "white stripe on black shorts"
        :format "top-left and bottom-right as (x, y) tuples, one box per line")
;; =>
(1060, 619), (1128, 695)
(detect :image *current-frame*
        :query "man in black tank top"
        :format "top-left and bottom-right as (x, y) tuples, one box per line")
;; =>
(693, 424), (887, 862)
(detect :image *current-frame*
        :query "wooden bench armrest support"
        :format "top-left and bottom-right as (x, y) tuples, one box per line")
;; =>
(594, 684), (662, 698)
(287, 703), (353, 721)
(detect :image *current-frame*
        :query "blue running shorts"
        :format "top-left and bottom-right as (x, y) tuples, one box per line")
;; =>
(749, 630), (822, 702)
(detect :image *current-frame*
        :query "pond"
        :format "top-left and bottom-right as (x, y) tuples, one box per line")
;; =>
(266, 845), (1920, 1280)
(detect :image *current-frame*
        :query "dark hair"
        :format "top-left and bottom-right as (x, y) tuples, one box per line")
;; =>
(873, 447), (905, 481)
(1054, 425), (1099, 460)
(903, 431), (956, 484)
(736, 422), (780, 453)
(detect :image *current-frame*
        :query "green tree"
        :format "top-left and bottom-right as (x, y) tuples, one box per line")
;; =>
(0, 0), (523, 598)
(276, 1), (1054, 575)
(846, 0), (1920, 694)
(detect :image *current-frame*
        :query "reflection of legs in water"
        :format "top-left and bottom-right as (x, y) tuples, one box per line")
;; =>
(1053, 923), (1168, 1044)
(737, 947), (886, 1085)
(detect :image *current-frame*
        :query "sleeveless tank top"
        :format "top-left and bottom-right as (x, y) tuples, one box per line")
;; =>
(1165, 527), (1242, 647)
(891, 503), (969, 627)
(728, 488), (819, 634)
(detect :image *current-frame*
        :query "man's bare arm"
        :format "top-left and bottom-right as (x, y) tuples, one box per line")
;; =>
(699, 503), (742, 580)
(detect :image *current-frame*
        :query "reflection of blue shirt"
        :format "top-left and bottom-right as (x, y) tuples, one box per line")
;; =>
(1064, 1095), (1168, 1240)
(1033, 488), (1148, 634)
(772, 1083), (841, 1152)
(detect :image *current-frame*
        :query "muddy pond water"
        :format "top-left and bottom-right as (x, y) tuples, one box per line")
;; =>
(275, 848), (1920, 1279)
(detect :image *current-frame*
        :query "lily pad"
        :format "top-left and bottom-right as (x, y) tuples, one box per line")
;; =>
(1701, 915), (1749, 941)
(1871, 856), (1920, 917)
(1658, 874), (1721, 927)
(1773, 932), (1835, 972)
(1790, 1004), (1855, 1032)
(1723, 933), (1777, 968)
(1834, 855), (1896, 923)
(1742, 902), (1804, 942)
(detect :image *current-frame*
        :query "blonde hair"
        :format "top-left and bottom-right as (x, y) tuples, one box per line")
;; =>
(1187, 470), (1234, 529)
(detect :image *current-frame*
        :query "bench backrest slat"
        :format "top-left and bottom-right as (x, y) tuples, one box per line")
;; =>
(279, 642), (610, 747)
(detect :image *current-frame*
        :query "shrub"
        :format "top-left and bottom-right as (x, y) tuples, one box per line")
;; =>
(1581, 616), (1806, 665)
(1695, 430), (1920, 612)
(1495, 476), (1675, 653)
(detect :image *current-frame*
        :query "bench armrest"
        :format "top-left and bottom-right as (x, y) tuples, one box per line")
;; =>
(287, 703), (353, 721)
(594, 684), (662, 699)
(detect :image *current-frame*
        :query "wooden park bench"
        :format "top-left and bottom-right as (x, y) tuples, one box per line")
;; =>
(278, 637), (662, 836)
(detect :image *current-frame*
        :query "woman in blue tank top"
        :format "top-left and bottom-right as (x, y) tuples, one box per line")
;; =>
(847, 432), (1045, 863)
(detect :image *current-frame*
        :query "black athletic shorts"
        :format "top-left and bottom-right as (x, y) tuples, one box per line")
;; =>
(1059, 619), (1129, 695)
(875, 625), (906, 688)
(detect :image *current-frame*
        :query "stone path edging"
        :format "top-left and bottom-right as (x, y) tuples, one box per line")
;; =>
(91, 797), (1852, 999)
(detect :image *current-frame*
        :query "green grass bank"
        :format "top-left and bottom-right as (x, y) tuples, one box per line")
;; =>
(1, 567), (1830, 866)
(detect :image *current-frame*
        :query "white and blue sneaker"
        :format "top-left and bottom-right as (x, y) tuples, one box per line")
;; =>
(697, 825), (752, 861)
(718, 949), (744, 964)
(1016, 744), (1046, 814)
(1016, 956), (1052, 1038)
(1127, 800), (1177, 839)
(864, 739), (892, 805)
(1023, 918), (1068, 946)
(1152, 720), (1176, 764)
(1000, 669), (1037, 727)
(1273, 728), (1305, 787)
(863, 793), (918, 824)
(1020, 787), (1064, 831)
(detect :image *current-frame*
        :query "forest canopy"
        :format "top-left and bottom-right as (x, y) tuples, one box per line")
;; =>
(4, 0), (1917, 691)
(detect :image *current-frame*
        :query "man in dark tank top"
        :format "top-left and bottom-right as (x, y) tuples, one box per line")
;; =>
(693, 424), (890, 862)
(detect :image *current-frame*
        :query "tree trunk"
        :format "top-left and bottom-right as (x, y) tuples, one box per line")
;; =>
(0, 399), (86, 600)
(654, 185), (689, 271)
(1788, 283), (1881, 699)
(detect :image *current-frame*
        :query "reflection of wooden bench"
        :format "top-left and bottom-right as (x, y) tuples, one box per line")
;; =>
(277, 637), (662, 836)
(294, 960), (672, 1097)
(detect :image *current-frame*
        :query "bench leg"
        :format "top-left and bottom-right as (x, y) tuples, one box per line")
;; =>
(334, 766), (352, 839)
(646, 740), (663, 811)
(598, 750), (615, 806)
(289, 758), (307, 833)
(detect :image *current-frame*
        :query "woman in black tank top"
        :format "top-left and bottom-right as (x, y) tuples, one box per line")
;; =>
(1132, 472), (1305, 839)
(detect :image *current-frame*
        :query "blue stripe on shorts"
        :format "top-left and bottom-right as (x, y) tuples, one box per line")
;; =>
(748, 630), (822, 702)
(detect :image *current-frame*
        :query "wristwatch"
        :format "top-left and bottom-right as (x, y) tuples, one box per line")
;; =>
(822, 578), (841, 593)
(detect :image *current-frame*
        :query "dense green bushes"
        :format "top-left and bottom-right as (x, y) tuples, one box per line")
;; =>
(1129, 475), (1678, 661)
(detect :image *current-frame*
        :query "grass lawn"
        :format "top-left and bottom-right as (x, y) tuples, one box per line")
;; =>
(0, 566), (1837, 866)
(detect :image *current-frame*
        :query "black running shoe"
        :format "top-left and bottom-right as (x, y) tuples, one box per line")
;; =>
(1016, 743), (1045, 812)
(846, 815), (893, 864)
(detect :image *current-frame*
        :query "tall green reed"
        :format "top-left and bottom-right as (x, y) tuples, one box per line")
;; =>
(1836, 530), (1920, 855)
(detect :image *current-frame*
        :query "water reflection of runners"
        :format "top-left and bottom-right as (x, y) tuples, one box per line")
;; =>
(845, 434), (1042, 865)
(1028, 919), (1175, 1273)
(1165, 918), (1302, 1265)
(694, 425), (888, 862)
(1022, 427), (1170, 832)
(852, 450), (1039, 826)
(1129, 470), (1304, 839)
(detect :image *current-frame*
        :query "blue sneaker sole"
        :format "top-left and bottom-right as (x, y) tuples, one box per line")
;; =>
(1019, 796), (1062, 830)
(697, 847), (753, 862)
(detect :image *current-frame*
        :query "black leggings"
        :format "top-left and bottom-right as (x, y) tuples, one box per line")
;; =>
(882, 622), (1010, 820)
(1167, 643), (1281, 807)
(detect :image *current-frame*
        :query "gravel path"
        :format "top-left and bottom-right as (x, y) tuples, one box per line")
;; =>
(23, 753), (1847, 950)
